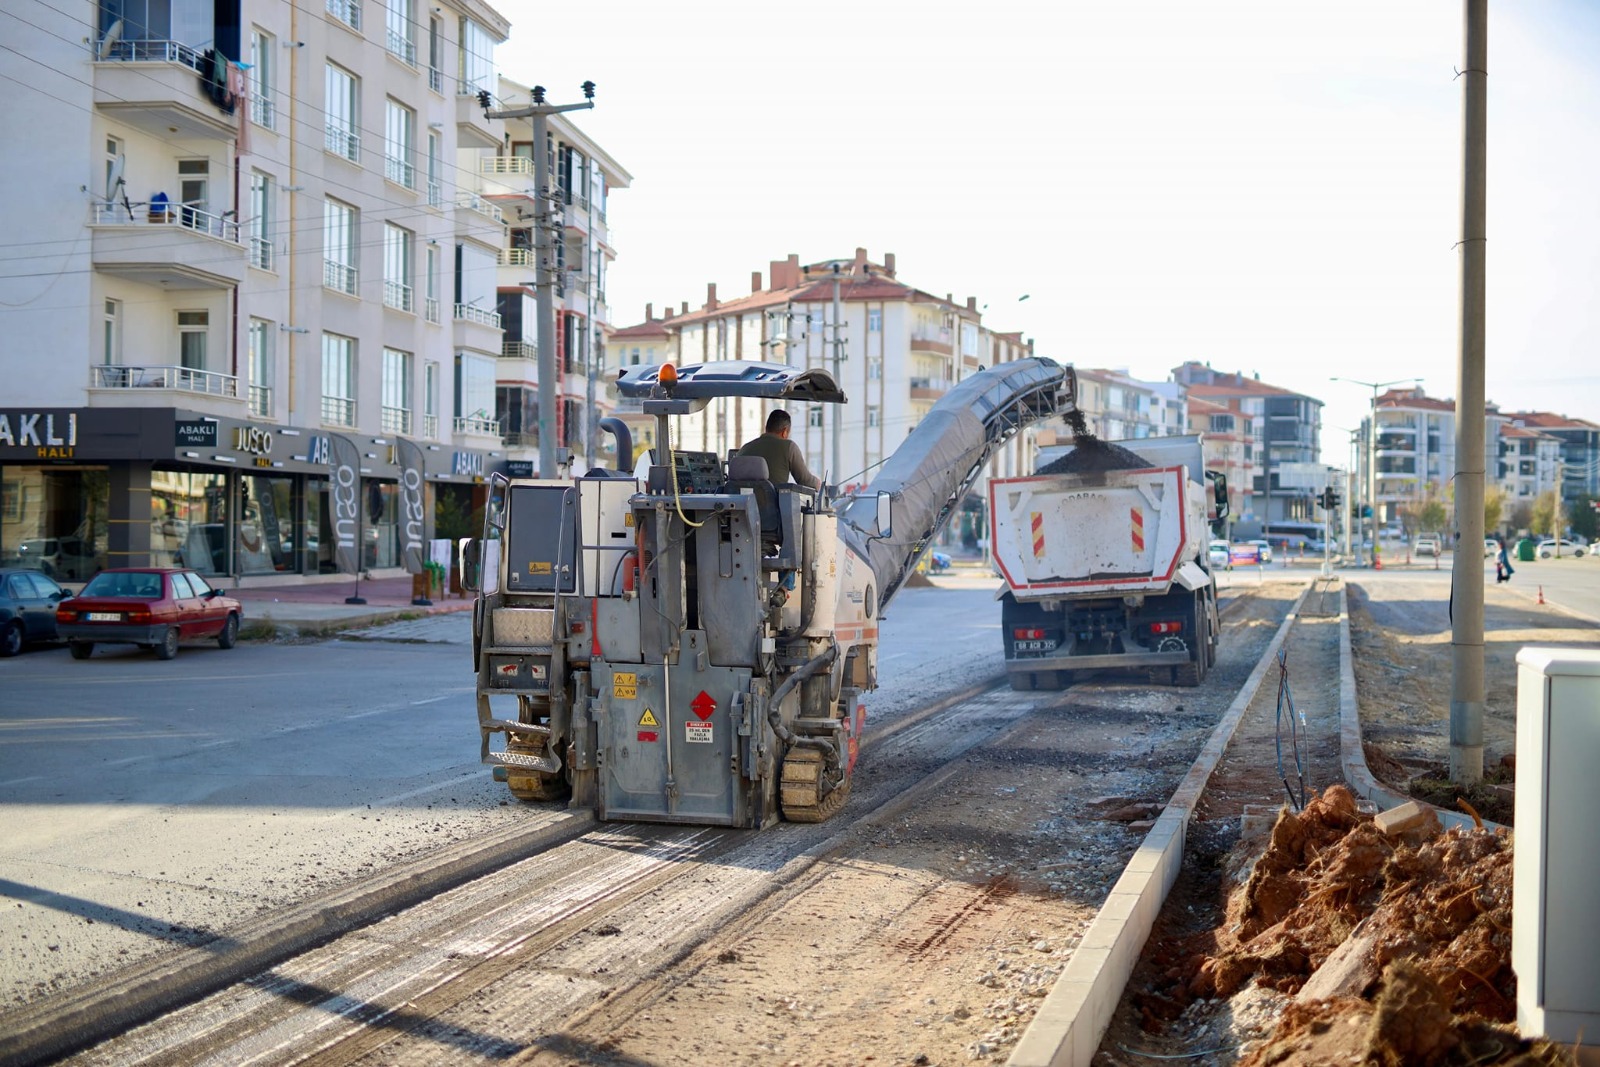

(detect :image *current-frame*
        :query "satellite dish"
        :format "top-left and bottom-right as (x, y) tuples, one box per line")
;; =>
(96, 18), (124, 60)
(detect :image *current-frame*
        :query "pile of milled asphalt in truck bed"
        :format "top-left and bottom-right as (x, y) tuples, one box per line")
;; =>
(1036, 413), (1152, 475)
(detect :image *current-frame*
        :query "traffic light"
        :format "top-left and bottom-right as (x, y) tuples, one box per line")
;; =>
(476, 89), (492, 109)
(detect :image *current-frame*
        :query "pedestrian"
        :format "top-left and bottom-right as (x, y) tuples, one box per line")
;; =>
(1495, 537), (1514, 583)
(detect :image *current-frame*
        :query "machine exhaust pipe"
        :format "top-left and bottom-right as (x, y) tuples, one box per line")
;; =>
(598, 417), (632, 474)
(766, 643), (840, 769)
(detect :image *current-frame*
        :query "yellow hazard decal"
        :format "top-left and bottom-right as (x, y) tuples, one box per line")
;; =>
(527, 561), (553, 575)
(637, 707), (659, 727)
(624, 512), (635, 527)
(614, 672), (638, 699)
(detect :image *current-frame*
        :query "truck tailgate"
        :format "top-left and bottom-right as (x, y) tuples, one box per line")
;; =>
(989, 466), (1196, 597)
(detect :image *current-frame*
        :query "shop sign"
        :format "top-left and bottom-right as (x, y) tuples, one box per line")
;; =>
(504, 460), (535, 478)
(329, 433), (362, 575)
(175, 420), (218, 447)
(0, 412), (77, 459)
(394, 438), (427, 573)
(233, 425), (275, 468)
(452, 451), (484, 478)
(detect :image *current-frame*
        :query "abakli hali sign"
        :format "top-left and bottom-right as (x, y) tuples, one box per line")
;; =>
(0, 412), (77, 458)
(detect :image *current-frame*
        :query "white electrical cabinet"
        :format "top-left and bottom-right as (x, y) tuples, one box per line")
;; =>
(1512, 647), (1600, 1044)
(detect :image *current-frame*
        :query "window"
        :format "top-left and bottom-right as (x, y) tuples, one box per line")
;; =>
(383, 224), (413, 311)
(323, 199), (357, 294)
(103, 136), (122, 202)
(248, 170), (273, 270)
(867, 405), (880, 429)
(324, 64), (359, 160)
(102, 299), (120, 364)
(321, 333), (356, 425)
(808, 408), (823, 429)
(424, 361), (440, 437)
(326, 0), (360, 31)
(177, 158), (209, 230)
(630, 346), (640, 366)
(382, 348), (412, 433)
(248, 318), (273, 417)
(424, 244), (440, 321)
(385, 0), (415, 64)
(248, 29), (274, 128)
(459, 17), (494, 94)
(455, 352), (495, 423)
(868, 358), (881, 381)
(427, 17), (443, 92)
(867, 308), (882, 332)
(177, 311), (208, 369)
(426, 131), (441, 205)
(385, 98), (415, 187)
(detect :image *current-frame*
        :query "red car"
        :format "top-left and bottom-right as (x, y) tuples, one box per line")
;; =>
(55, 568), (243, 660)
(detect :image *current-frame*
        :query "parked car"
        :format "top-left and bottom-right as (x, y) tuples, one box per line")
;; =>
(54, 568), (243, 660)
(1536, 539), (1587, 559)
(1245, 539), (1274, 564)
(927, 550), (951, 573)
(1208, 539), (1231, 568)
(1, 568), (71, 656)
(1414, 536), (1442, 557)
(1483, 538), (1499, 558)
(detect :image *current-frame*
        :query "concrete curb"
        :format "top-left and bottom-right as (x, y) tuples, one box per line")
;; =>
(0, 811), (593, 1067)
(1007, 580), (1316, 1067)
(241, 600), (473, 639)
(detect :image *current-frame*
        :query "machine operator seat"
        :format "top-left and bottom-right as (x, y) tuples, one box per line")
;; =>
(725, 455), (783, 553)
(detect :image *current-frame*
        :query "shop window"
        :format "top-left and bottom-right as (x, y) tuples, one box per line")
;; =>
(0, 468), (110, 581)
(238, 474), (296, 575)
(151, 468), (229, 576)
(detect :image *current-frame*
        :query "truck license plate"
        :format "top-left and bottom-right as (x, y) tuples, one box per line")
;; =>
(87, 612), (121, 622)
(1015, 639), (1056, 652)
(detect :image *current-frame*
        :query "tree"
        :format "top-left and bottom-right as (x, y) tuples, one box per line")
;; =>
(1530, 490), (1560, 540)
(1570, 494), (1598, 542)
(1417, 498), (1448, 536)
(1509, 500), (1533, 536)
(1483, 485), (1506, 537)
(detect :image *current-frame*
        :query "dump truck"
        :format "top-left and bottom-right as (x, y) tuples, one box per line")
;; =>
(464, 358), (1078, 828)
(988, 433), (1227, 690)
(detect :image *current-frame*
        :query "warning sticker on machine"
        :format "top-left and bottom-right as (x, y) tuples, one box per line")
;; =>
(614, 672), (638, 700)
(637, 707), (659, 727)
(685, 721), (713, 744)
(528, 561), (552, 575)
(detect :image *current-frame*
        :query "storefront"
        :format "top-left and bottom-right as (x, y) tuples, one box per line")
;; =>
(1, 407), (495, 583)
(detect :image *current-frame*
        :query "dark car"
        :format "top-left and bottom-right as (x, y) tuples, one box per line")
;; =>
(1, 568), (71, 656)
(55, 568), (243, 660)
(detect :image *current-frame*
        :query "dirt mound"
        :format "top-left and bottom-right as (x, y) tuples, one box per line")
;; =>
(1181, 785), (1516, 1022)
(1036, 416), (1151, 476)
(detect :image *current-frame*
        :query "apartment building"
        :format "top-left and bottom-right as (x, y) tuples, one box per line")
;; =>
(1060, 368), (1188, 442)
(0, 0), (548, 580)
(1186, 394), (1253, 525)
(1504, 412), (1600, 508)
(606, 249), (1040, 496)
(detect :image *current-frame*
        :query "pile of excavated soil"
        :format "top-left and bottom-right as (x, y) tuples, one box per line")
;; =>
(1037, 415), (1151, 476)
(1128, 786), (1567, 1065)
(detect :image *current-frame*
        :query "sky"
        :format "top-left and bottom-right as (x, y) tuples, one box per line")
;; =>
(498, 1), (1600, 466)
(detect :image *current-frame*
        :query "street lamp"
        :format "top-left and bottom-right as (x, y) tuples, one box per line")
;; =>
(1330, 376), (1421, 565)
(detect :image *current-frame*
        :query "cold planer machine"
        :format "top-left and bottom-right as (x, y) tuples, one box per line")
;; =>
(466, 357), (1077, 828)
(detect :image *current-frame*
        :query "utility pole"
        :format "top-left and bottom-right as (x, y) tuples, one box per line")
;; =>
(1332, 376), (1421, 565)
(801, 261), (847, 486)
(1450, 0), (1487, 786)
(483, 82), (595, 479)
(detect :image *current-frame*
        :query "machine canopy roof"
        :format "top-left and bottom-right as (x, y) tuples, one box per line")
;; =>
(615, 361), (846, 404)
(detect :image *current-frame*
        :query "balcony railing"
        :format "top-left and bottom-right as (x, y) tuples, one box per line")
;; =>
(481, 156), (534, 176)
(384, 155), (415, 188)
(325, 0), (361, 30)
(324, 124), (360, 161)
(91, 200), (241, 242)
(93, 363), (239, 397)
(385, 28), (415, 65)
(423, 413), (438, 439)
(381, 406), (412, 434)
(321, 395), (356, 426)
(248, 92), (275, 129)
(428, 67), (443, 93)
(501, 431), (536, 448)
(456, 192), (503, 223)
(424, 297), (440, 323)
(323, 259), (357, 294)
(454, 303), (502, 328)
(454, 415), (501, 436)
(498, 248), (533, 266)
(383, 279), (413, 312)
(100, 38), (204, 71)
(502, 340), (536, 359)
(249, 235), (273, 270)
(248, 384), (272, 417)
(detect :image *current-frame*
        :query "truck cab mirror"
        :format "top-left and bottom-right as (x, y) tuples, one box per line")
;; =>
(875, 491), (894, 539)
(486, 473), (509, 533)
(1207, 471), (1229, 521)
(461, 538), (484, 592)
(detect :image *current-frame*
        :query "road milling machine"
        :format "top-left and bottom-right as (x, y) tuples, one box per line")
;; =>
(464, 357), (1077, 828)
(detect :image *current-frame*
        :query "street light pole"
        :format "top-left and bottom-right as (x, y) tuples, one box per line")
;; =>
(484, 83), (596, 479)
(1331, 376), (1421, 565)
(830, 262), (843, 484)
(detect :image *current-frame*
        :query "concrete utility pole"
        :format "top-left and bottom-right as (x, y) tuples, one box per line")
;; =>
(802, 261), (847, 486)
(1450, 0), (1487, 787)
(1332, 376), (1420, 565)
(483, 83), (595, 478)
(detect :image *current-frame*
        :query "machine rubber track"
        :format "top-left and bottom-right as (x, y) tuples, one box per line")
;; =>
(778, 747), (850, 823)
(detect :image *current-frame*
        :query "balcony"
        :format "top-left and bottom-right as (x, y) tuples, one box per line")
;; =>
(381, 406), (412, 434)
(325, 0), (361, 31)
(423, 413), (438, 439)
(502, 340), (537, 359)
(455, 87), (498, 150)
(426, 181), (443, 208)
(93, 40), (237, 139)
(90, 201), (246, 289)
(324, 124), (360, 162)
(428, 67), (443, 94)
(482, 156), (534, 177)
(249, 384), (272, 418)
(385, 29), (416, 66)
(453, 415), (501, 437)
(425, 297), (440, 323)
(454, 303), (501, 328)
(323, 259), (358, 295)
(384, 155), (415, 189)
(248, 92), (275, 131)
(910, 332), (953, 357)
(498, 248), (534, 267)
(383, 279), (413, 312)
(90, 365), (244, 414)
(321, 396), (356, 427)
(909, 376), (950, 401)
(455, 192), (503, 224)
(248, 236), (273, 271)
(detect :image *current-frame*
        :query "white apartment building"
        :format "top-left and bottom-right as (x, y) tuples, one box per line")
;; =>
(0, 0), (544, 580)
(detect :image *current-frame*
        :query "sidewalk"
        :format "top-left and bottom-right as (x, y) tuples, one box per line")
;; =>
(226, 573), (473, 636)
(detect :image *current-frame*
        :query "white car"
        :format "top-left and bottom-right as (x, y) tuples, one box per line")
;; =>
(1208, 540), (1231, 568)
(1245, 539), (1273, 564)
(1536, 539), (1586, 559)
(1483, 538), (1499, 558)
(1414, 536), (1441, 557)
